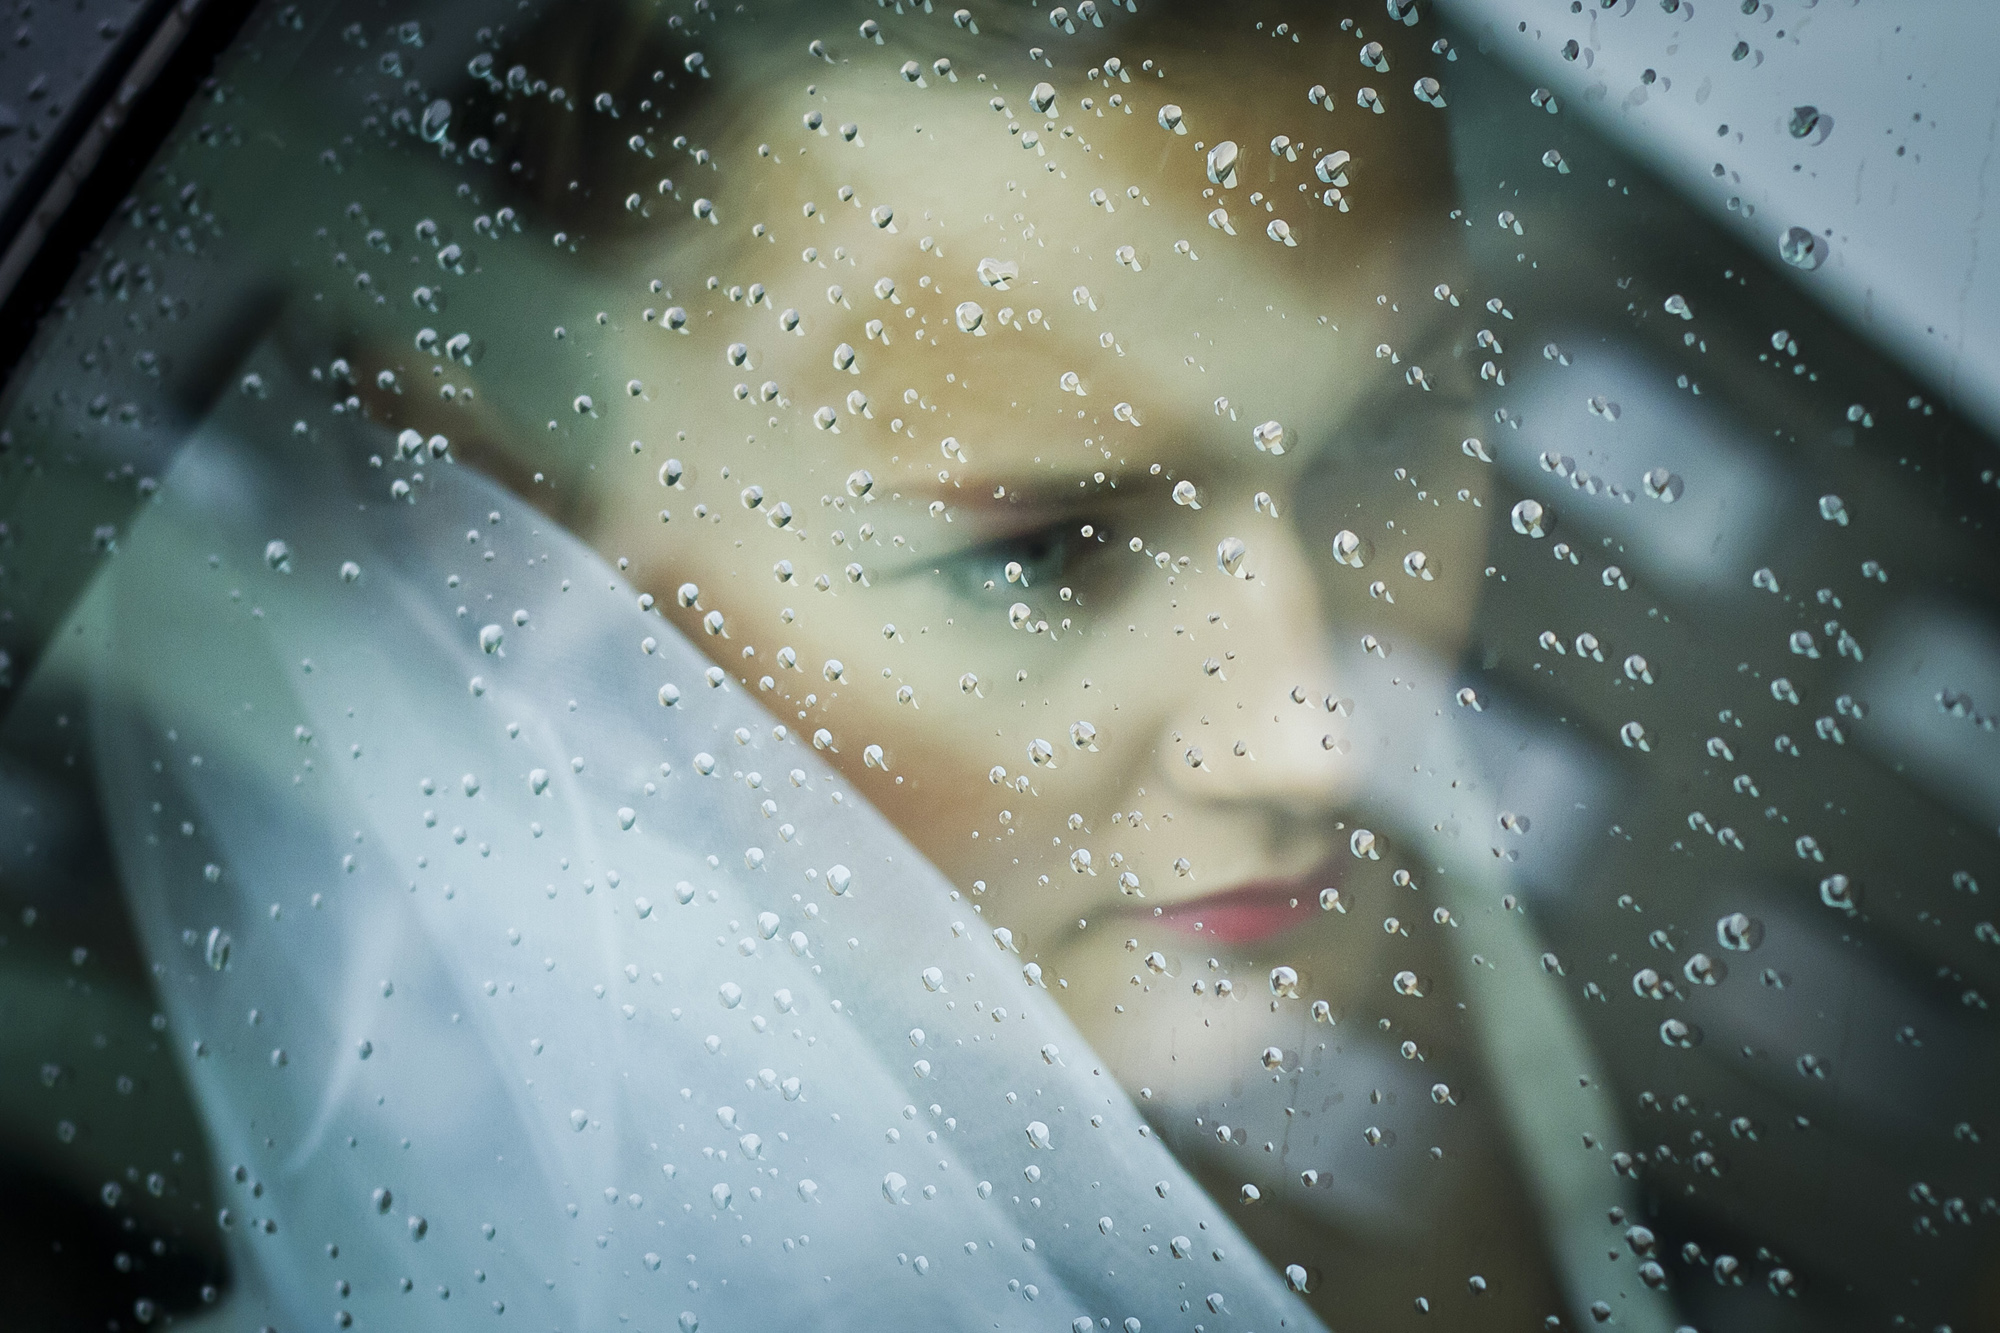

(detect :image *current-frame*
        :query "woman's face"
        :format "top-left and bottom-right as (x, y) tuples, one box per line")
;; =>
(567, 61), (1490, 1073)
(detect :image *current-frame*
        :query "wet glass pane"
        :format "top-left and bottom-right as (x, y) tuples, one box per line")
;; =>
(1, 1), (1995, 1329)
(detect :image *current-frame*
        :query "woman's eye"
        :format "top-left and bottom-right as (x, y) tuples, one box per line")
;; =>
(942, 521), (1101, 600)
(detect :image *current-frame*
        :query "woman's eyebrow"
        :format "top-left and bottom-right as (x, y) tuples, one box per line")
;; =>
(908, 466), (1150, 516)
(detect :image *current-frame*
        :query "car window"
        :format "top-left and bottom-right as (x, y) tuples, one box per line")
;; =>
(0, 2), (1994, 1330)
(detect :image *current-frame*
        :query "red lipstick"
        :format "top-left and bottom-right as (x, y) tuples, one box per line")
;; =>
(1150, 867), (1345, 945)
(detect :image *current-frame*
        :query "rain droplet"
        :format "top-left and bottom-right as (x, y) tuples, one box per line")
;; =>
(1510, 498), (1550, 538)
(1659, 1017), (1702, 1049)
(1206, 140), (1240, 190)
(419, 99), (452, 143)
(1819, 873), (1859, 914)
(1779, 226), (1821, 270)
(1683, 952), (1725, 986)
(1716, 912), (1763, 952)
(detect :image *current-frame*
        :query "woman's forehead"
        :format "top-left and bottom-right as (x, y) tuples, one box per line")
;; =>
(654, 73), (1448, 485)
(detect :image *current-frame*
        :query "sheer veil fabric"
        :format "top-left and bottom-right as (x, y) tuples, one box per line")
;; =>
(25, 331), (1683, 1331)
(32, 344), (1326, 1332)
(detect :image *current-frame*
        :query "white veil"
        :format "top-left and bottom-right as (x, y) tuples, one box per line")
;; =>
(33, 342), (1328, 1332)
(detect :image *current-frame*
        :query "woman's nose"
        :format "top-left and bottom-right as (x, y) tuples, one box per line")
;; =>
(1154, 518), (1359, 817)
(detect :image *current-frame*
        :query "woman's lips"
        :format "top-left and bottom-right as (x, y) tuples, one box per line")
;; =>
(1149, 865), (1345, 945)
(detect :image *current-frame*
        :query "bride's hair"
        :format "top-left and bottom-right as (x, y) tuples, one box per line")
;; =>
(440, 0), (1453, 253)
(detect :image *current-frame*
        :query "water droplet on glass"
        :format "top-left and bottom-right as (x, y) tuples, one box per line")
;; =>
(1779, 226), (1821, 270)
(1206, 140), (1240, 190)
(1819, 873), (1860, 914)
(1683, 952), (1725, 986)
(420, 99), (452, 143)
(1716, 912), (1764, 952)
(1659, 1017), (1702, 1049)
(975, 256), (1018, 290)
